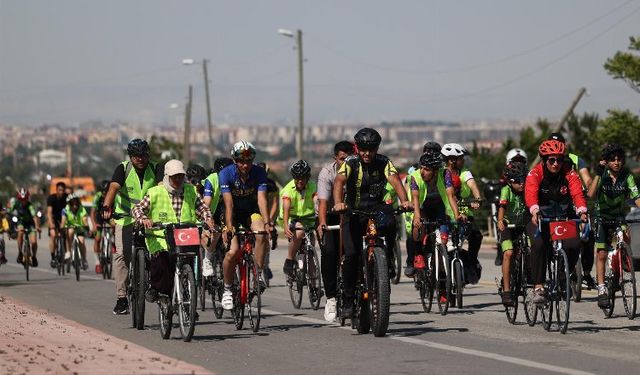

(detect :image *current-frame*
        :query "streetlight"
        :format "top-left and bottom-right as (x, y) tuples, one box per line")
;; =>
(182, 58), (214, 167)
(278, 28), (304, 160)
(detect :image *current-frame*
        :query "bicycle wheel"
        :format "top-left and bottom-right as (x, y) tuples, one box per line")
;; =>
(541, 260), (553, 331)
(354, 288), (371, 334)
(391, 237), (401, 285)
(158, 296), (172, 339)
(247, 257), (261, 332)
(56, 237), (64, 276)
(73, 240), (81, 282)
(505, 256), (519, 324)
(177, 263), (197, 341)
(134, 248), (147, 330)
(436, 245), (451, 315)
(369, 247), (391, 337)
(419, 269), (433, 313)
(555, 248), (570, 334)
(602, 271), (616, 318)
(100, 235), (108, 279)
(211, 252), (224, 319)
(288, 255), (304, 309)
(521, 247), (537, 326)
(232, 269), (244, 330)
(23, 241), (30, 281)
(128, 256), (138, 328)
(619, 243), (636, 320)
(306, 245), (323, 310)
(199, 250), (206, 312)
(453, 259), (464, 309)
(337, 264), (346, 327)
(571, 252), (583, 302)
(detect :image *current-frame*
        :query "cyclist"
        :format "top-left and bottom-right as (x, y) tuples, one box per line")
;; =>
(47, 181), (68, 268)
(60, 194), (92, 270)
(281, 160), (317, 277)
(525, 139), (588, 304)
(257, 161), (279, 281)
(91, 180), (110, 274)
(102, 139), (164, 315)
(317, 141), (354, 321)
(441, 143), (484, 284)
(132, 159), (214, 303)
(333, 128), (412, 317)
(11, 188), (42, 266)
(0, 200), (7, 264)
(186, 164), (207, 195)
(548, 132), (596, 289)
(586, 144), (640, 308)
(496, 162), (529, 306)
(219, 141), (273, 310)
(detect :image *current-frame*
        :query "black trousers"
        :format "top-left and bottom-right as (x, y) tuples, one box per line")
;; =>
(150, 251), (176, 295)
(527, 222), (580, 285)
(320, 213), (340, 299)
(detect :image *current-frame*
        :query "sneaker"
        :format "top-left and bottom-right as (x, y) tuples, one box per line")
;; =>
(501, 292), (514, 307)
(17, 252), (23, 265)
(265, 267), (273, 280)
(582, 273), (596, 290)
(221, 289), (234, 310)
(145, 288), (159, 303)
(95, 264), (102, 274)
(324, 297), (337, 321)
(283, 258), (296, 277)
(341, 298), (354, 319)
(414, 255), (426, 269)
(202, 258), (214, 277)
(439, 293), (448, 304)
(31, 256), (38, 267)
(494, 251), (503, 266)
(113, 297), (129, 315)
(81, 259), (89, 271)
(598, 288), (611, 309)
(404, 265), (416, 278)
(49, 258), (57, 268)
(64, 251), (71, 260)
(532, 288), (547, 305)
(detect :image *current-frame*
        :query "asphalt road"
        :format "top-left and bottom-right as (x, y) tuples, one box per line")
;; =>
(1, 236), (639, 375)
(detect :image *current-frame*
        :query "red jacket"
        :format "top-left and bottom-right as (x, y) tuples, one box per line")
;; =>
(525, 162), (587, 216)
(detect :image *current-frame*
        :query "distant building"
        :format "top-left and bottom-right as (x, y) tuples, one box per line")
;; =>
(38, 149), (66, 166)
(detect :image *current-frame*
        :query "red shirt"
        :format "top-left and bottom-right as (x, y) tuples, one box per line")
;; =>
(524, 162), (587, 216)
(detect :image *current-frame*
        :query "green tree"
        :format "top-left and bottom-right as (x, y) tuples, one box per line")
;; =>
(604, 36), (640, 94)
(565, 112), (601, 168)
(596, 109), (640, 160)
(149, 136), (182, 162)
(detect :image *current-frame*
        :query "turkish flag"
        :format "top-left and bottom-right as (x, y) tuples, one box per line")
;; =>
(549, 221), (577, 241)
(173, 227), (200, 246)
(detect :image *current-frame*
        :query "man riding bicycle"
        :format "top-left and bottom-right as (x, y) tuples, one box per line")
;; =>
(61, 194), (93, 270)
(219, 141), (273, 310)
(281, 160), (317, 276)
(47, 181), (67, 268)
(91, 180), (110, 274)
(333, 127), (411, 318)
(586, 143), (640, 308)
(132, 159), (215, 303)
(525, 139), (588, 304)
(11, 188), (42, 266)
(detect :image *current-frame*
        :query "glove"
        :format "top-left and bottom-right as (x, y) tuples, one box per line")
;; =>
(595, 163), (605, 176)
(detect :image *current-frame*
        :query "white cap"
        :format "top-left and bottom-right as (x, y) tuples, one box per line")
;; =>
(164, 159), (186, 176)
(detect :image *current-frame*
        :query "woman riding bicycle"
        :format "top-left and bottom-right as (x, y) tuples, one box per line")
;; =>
(525, 139), (588, 304)
(60, 194), (93, 270)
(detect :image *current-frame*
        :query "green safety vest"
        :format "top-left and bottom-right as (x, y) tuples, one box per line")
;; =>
(404, 170), (425, 234)
(114, 161), (157, 227)
(202, 173), (221, 213)
(145, 184), (198, 254)
(64, 205), (87, 228)
(439, 167), (472, 218)
(279, 180), (317, 224)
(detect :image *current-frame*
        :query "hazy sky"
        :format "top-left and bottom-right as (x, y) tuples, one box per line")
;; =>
(1, 0), (639, 126)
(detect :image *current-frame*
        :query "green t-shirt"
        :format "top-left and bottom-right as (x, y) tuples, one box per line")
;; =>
(595, 168), (640, 220)
(499, 185), (526, 225)
(279, 179), (317, 226)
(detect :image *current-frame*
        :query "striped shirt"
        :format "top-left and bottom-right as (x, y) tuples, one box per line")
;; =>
(132, 188), (212, 224)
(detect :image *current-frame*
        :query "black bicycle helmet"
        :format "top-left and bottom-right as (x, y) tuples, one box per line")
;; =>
(419, 151), (442, 169)
(354, 128), (382, 149)
(290, 159), (311, 179)
(548, 132), (566, 143)
(422, 141), (442, 153)
(601, 143), (625, 161)
(214, 157), (234, 173)
(503, 162), (528, 183)
(127, 138), (150, 157)
(186, 164), (206, 183)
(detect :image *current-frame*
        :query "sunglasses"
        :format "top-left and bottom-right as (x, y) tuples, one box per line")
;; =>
(546, 156), (564, 165)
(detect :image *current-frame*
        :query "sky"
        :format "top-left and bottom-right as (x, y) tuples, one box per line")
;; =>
(0, 0), (639, 126)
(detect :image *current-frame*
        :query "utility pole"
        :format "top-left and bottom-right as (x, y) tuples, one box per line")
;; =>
(183, 85), (193, 165)
(531, 87), (587, 166)
(296, 29), (304, 161)
(202, 59), (214, 167)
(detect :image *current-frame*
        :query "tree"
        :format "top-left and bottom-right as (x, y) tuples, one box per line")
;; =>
(596, 109), (640, 160)
(604, 36), (640, 94)
(565, 112), (601, 168)
(149, 136), (182, 162)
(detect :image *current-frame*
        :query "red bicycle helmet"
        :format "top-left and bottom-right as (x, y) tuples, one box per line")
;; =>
(538, 140), (565, 157)
(16, 187), (30, 201)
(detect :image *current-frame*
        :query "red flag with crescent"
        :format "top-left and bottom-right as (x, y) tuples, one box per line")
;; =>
(549, 221), (577, 241)
(173, 227), (200, 246)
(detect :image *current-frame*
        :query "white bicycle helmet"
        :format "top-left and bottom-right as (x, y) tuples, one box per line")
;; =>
(506, 148), (527, 164)
(441, 143), (467, 157)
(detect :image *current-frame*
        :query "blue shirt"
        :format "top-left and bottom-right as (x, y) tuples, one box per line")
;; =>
(218, 164), (268, 213)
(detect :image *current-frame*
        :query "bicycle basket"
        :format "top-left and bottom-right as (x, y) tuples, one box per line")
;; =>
(167, 225), (201, 254)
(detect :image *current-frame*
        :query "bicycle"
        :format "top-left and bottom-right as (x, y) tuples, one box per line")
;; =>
(287, 222), (324, 310)
(99, 222), (115, 279)
(65, 226), (89, 282)
(495, 223), (535, 325)
(129, 223), (149, 330)
(54, 226), (66, 276)
(230, 228), (269, 332)
(149, 223), (203, 341)
(11, 216), (40, 281)
(391, 212), (403, 285)
(199, 226), (226, 319)
(597, 218), (639, 320)
(413, 218), (450, 315)
(447, 221), (471, 309)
